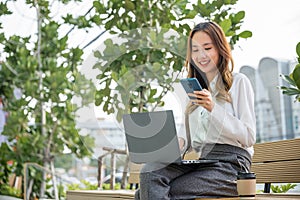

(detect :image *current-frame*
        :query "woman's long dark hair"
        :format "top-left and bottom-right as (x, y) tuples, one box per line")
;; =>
(185, 21), (234, 103)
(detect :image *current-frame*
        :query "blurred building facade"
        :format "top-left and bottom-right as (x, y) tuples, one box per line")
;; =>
(76, 117), (127, 179)
(77, 118), (126, 158)
(240, 57), (300, 143)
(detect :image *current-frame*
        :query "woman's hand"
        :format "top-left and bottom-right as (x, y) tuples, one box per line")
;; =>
(188, 89), (215, 112)
(178, 137), (185, 152)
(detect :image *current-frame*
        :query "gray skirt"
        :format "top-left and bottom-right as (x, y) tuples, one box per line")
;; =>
(135, 144), (252, 200)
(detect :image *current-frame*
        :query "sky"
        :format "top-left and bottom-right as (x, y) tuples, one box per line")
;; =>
(1, 0), (300, 123)
(232, 0), (300, 70)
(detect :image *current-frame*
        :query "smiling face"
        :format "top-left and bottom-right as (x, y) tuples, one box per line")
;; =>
(191, 31), (219, 81)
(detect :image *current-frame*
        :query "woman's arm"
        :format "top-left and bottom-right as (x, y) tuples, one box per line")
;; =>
(210, 74), (256, 147)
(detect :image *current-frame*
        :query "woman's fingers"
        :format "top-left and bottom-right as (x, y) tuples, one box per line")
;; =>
(188, 89), (208, 100)
(188, 89), (214, 112)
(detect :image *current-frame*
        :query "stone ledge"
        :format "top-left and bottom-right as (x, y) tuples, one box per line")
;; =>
(66, 190), (135, 200)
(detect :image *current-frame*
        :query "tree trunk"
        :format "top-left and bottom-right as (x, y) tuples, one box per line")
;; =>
(34, 1), (47, 197)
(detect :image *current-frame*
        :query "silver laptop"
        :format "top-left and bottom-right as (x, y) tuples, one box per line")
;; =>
(122, 110), (218, 165)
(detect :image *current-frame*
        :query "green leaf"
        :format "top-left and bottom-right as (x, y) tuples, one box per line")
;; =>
(280, 74), (296, 87)
(111, 71), (118, 81)
(93, 1), (105, 13)
(0, 2), (12, 15)
(119, 65), (128, 77)
(149, 30), (157, 43)
(185, 10), (197, 19)
(296, 94), (300, 102)
(271, 183), (297, 193)
(195, 4), (211, 17)
(219, 19), (232, 34)
(149, 88), (157, 98)
(157, 100), (165, 107)
(0, 33), (5, 42)
(239, 30), (252, 38)
(292, 64), (300, 89)
(281, 87), (300, 96)
(232, 11), (245, 23)
(152, 62), (161, 73)
(116, 109), (124, 122)
(226, 30), (235, 36)
(93, 50), (101, 58)
(91, 15), (102, 25)
(124, 0), (135, 10)
(296, 42), (300, 57)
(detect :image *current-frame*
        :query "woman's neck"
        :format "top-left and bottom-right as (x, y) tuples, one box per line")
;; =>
(206, 69), (218, 83)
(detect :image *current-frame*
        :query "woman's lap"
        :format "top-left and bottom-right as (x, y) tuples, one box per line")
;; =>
(136, 163), (195, 199)
(135, 144), (251, 200)
(169, 162), (238, 199)
(135, 161), (238, 200)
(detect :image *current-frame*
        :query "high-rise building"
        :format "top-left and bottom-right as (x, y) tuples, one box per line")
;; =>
(240, 57), (299, 142)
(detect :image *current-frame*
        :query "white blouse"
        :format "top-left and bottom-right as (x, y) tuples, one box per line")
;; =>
(189, 72), (256, 156)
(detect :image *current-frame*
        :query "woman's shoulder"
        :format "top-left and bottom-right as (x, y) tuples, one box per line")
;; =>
(233, 72), (248, 80)
(232, 72), (251, 84)
(231, 72), (253, 89)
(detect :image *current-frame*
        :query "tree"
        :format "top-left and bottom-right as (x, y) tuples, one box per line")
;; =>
(89, 0), (252, 188)
(93, 0), (252, 120)
(192, 0), (252, 49)
(0, 1), (96, 199)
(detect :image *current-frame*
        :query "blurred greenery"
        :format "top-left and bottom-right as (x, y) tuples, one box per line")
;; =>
(280, 42), (300, 102)
(0, 1), (96, 199)
(257, 183), (297, 194)
(0, 184), (22, 198)
(271, 183), (297, 193)
(54, 154), (74, 171)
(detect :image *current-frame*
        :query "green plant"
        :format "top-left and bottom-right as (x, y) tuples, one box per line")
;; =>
(57, 180), (99, 199)
(271, 183), (297, 193)
(0, 143), (15, 185)
(66, 180), (98, 191)
(102, 183), (123, 190)
(66, 181), (129, 191)
(280, 42), (300, 102)
(0, 184), (22, 198)
(0, 1), (96, 198)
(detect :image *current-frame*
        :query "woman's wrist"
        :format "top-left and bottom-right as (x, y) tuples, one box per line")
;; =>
(178, 137), (186, 151)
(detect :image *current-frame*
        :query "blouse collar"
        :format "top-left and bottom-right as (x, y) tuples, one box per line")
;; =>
(209, 74), (219, 97)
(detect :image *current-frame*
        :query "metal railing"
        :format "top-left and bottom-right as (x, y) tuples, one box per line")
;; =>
(97, 147), (128, 190)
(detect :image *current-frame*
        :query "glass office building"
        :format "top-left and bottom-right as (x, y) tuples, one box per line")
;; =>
(240, 57), (300, 142)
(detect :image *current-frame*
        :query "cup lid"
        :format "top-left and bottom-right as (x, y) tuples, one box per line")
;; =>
(237, 171), (256, 179)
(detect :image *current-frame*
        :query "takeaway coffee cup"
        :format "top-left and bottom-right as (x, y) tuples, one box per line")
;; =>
(237, 172), (256, 198)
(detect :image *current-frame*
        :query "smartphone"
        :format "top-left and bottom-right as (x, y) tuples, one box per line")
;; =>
(180, 78), (203, 99)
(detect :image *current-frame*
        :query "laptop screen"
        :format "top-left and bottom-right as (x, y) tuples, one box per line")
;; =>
(123, 110), (181, 164)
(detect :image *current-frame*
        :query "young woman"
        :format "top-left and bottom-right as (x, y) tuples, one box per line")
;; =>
(135, 21), (256, 200)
